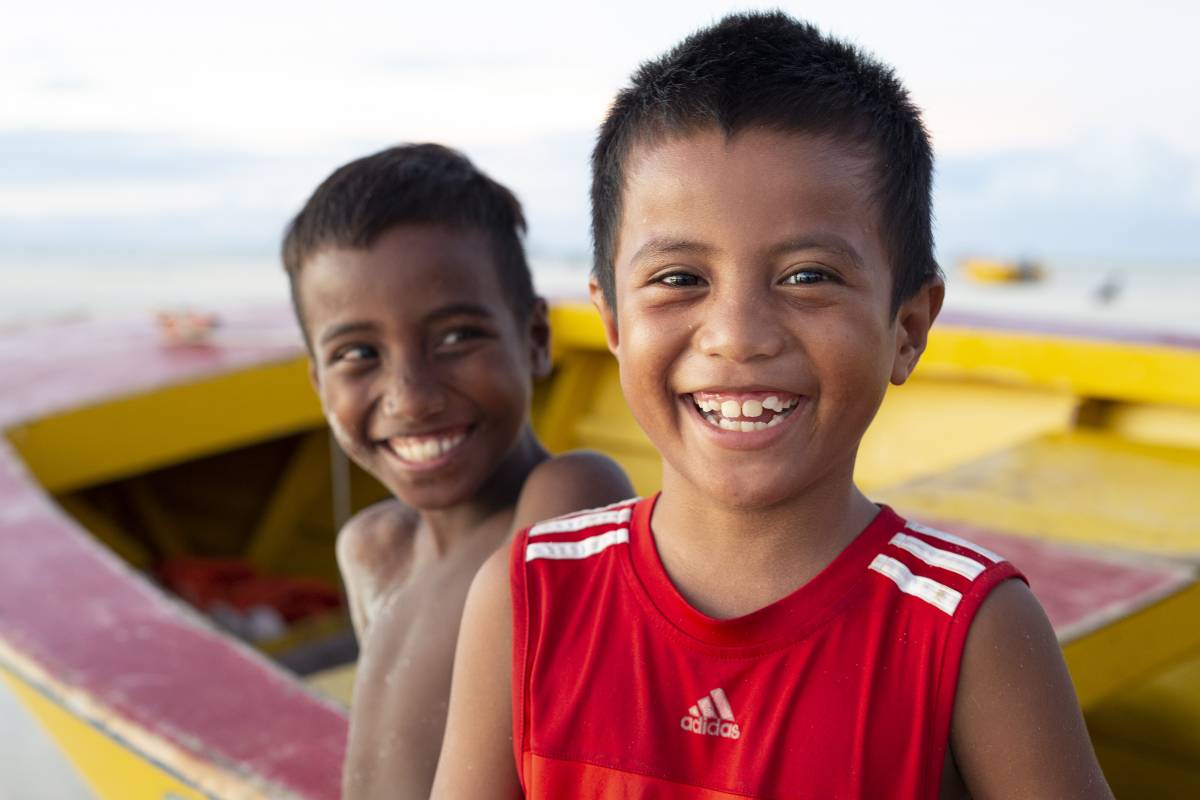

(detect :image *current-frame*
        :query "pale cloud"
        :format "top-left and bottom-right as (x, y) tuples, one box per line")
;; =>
(2, 0), (1198, 265)
(0, 184), (219, 217)
(936, 133), (1200, 261)
(7, 0), (1197, 155)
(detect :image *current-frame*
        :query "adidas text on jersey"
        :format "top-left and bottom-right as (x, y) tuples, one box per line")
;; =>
(681, 688), (741, 739)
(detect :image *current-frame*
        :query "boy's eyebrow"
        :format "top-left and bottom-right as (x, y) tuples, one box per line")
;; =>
(629, 235), (866, 268)
(424, 302), (495, 322)
(630, 237), (717, 263)
(766, 235), (865, 269)
(318, 321), (377, 346)
(315, 304), (494, 346)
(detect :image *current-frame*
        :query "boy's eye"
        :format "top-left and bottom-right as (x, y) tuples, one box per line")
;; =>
(781, 268), (832, 286)
(438, 327), (485, 347)
(331, 344), (378, 364)
(655, 271), (704, 288)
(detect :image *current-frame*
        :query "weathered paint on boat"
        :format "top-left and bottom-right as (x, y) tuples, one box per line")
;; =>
(0, 309), (344, 799)
(1, 302), (1198, 796)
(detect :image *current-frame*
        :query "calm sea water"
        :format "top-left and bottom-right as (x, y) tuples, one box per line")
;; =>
(1, 256), (1197, 336)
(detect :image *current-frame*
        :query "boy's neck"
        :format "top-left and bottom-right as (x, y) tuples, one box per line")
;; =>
(415, 426), (548, 554)
(650, 466), (879, 619)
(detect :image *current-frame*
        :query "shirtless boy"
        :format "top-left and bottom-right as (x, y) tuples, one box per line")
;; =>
(433, 14), (1112, 799)
(281, 144), (632, 799)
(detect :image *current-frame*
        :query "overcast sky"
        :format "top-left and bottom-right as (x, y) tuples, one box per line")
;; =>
(2, 0), (1198, 268)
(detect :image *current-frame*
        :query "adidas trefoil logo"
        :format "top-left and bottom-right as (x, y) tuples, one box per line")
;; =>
(680, 688), (741, 739)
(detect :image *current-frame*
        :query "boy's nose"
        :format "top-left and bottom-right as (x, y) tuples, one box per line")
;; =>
(696, 290), (786, 362)
(380, 371), (447, 420)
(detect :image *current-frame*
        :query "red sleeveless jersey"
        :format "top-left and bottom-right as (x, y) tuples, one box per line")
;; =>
(510, 495), (1024, 799)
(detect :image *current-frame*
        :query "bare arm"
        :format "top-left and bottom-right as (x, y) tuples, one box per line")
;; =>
(334, 515), (373, 643)
(951, 580), (1113, 799)
(431, 452), (629, 797)
(511, 450), (635, 533)
(430, 542), (522, 799)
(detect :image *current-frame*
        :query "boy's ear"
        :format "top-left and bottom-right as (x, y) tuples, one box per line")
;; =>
(588, 277), (620, 354)
(308, 359), (321, 394)
(890, 277), (944, 386)
(527, 297), (552, 380)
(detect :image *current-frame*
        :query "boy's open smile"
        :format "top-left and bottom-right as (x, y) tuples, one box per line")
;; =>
(684, 390), (804, 445)
(377, 424), (473, 470)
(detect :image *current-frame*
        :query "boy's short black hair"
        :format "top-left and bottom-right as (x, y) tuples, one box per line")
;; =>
(282, 143), (536, 339)
(591, 11), (939, 314)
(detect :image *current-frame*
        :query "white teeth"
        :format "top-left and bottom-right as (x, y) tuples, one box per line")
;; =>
(696, 393), (800, 432)
(391, 432), (465, 463)
(698, 395), (797, 416)
(702, 412), (784, 432)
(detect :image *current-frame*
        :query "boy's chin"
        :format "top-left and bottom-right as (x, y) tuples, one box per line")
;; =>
(386, 480), (475, 512)
(673, 465), (810, 512)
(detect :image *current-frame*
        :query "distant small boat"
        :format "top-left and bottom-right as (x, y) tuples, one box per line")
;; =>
(962, 257), (1045, 284)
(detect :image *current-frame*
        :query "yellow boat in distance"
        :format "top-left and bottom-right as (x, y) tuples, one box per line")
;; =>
(1, 302), (1198, 798)
(962, 256), (1046, 284)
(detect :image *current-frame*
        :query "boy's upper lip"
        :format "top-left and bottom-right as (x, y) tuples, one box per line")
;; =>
(372, 423), (473, 442)
(686, 386), (803, 399)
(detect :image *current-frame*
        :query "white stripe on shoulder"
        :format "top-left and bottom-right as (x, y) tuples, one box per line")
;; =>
(526, 528), (630, 562)
(889, 533), (986, 580)
(528, 506), (634, 537)
(869, 554), (963, 615)
(906, 521), (1002, 564)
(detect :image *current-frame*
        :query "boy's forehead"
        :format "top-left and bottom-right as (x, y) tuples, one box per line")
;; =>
(615, 127), (884, 267)
(624, 127), (876, 206)
(297, 225), (508, 327)
(305, 226), (498, 286)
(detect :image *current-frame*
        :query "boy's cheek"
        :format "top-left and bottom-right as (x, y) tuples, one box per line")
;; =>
(313, 384), (360, 451)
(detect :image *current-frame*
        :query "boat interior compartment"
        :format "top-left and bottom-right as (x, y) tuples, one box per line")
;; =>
(2, 303), (1199, 797)
(3, 331), (389, 678)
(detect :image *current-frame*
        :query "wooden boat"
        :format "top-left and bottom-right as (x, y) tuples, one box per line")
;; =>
(1, 302), (1197, 798)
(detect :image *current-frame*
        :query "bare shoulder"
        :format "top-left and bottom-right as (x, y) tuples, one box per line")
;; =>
(951, 579), (1112, 798)
(335, 500), (418, 641)
(512, 450), (635, 532)
(335, 498), (418, 571)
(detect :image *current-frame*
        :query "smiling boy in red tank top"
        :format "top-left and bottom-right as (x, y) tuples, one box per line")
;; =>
(432, 13), (1112, 799)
